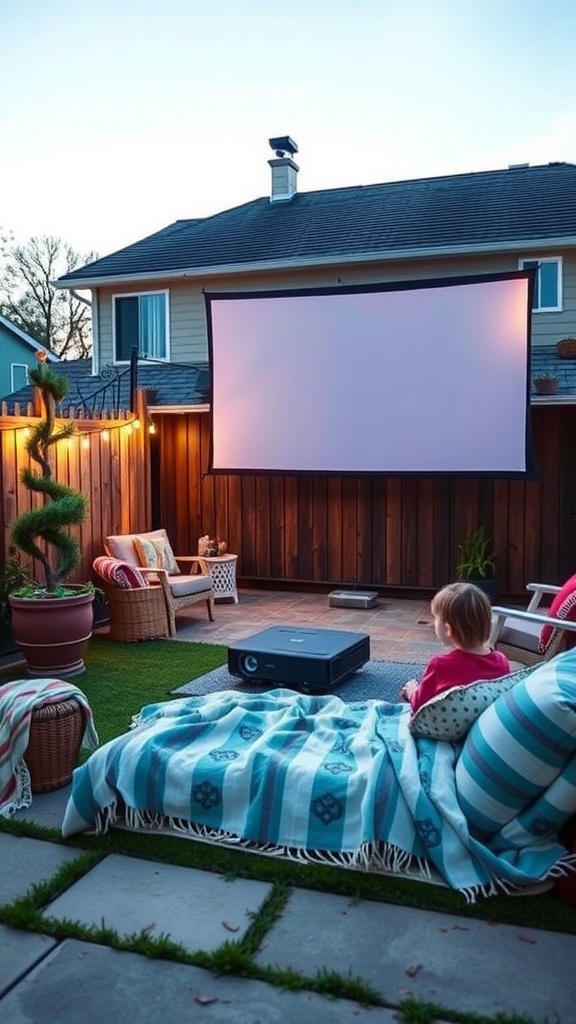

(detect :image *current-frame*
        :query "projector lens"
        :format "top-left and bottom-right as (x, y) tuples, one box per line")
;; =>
(241, 654), (259, 675)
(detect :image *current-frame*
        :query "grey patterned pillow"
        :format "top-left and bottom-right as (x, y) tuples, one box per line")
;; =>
(408, 667), (534, 741)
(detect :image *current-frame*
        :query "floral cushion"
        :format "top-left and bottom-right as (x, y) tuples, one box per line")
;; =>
(92, 556), (148, 590)
(132, 534), (179, 575)
(409, 667), (533, 741)
(539, 573), (576, 654)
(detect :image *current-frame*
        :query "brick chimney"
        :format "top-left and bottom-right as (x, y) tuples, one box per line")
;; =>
(268, 136), (299, 202)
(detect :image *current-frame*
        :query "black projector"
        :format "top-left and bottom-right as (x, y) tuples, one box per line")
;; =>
(227, 626), (370, 694)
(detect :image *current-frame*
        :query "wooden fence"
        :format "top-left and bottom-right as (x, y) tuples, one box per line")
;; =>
(0, 390), (151, 584)
(2, 394), (574, 601)
(156, 404), (576, 601)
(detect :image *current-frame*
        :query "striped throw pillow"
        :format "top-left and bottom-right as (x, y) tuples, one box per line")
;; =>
(92, 556), (148, 589)
(455, 649), (576, 839)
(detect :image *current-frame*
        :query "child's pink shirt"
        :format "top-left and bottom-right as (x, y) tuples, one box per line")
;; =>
(409, 648), (511, 714)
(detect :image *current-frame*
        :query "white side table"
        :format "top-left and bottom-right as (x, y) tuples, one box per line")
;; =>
(203, 554), (239, 603)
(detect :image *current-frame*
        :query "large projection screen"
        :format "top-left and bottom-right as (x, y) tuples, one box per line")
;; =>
(206, 271), (533, 475)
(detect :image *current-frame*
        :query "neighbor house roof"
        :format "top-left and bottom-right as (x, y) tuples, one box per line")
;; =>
(0, 358), (210, 414)
(0, 315), (59, 360)
(56, 162), (576, 288)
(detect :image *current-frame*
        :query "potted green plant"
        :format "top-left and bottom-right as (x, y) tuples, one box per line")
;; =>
(8, 350), (95, 676)
(455, 525), (497, 600)
(533, 373), (560, 396)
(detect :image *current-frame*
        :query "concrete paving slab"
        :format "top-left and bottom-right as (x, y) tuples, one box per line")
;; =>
(0, 938), (406, 1024)
(44, 854), (272, 954)
(0, 834), (85, 905)
(11, 785), (71, 829)
(0, 925), (57, 999)
(255, 887), (576, 1022)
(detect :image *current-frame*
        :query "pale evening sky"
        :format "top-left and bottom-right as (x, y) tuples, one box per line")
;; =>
(2, 0), (576, 261)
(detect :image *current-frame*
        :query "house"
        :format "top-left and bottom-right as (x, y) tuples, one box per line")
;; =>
(0, 315), (58, 399)
(50, 141), (576, 596)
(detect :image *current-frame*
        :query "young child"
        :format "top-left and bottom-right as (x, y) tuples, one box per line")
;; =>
(400, 581), (510, 714)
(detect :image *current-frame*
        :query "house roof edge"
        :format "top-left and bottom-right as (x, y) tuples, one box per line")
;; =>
(54, 235), (576, 290)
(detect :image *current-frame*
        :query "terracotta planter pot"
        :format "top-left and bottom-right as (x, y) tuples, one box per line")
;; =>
(9, 589), (94, 677)
(533, 378), (559, 395)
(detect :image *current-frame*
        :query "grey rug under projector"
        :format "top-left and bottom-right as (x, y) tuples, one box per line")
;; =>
(172, 660), (425, 703)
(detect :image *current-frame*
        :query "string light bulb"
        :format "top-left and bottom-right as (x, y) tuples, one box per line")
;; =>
(102, 429), (110, 442)
(82, 436), (90, 449)
(148, 421), (156, 435)
(133, 418), (141, 430)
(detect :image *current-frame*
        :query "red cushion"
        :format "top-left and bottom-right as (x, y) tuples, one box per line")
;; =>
(539, 573), (576, 653)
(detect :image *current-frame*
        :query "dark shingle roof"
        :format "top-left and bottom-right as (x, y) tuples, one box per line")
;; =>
(0, 359), (210, 413)
(58, 162), (576, 286)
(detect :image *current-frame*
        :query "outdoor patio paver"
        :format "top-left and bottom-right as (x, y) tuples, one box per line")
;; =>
(0, 925), (57, 1000)
(43, 853), (272, 955)
(0, 833), (85, 905)
(255, 887), (576, 1021)
(0, 938), (405, 1023)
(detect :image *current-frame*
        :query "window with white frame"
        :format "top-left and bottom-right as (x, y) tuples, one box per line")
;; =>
(519, 257), (562, 312)
(113, 291), (169, 361)
(11, 363), (29, 392)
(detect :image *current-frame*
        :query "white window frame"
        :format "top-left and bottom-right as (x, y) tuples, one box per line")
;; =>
(112, 289), (170, 362)
(519, 256), (563, 312)
(11, 363), (29, 391)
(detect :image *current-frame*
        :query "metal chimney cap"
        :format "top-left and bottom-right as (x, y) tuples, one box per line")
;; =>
(268, 136), (298, 158)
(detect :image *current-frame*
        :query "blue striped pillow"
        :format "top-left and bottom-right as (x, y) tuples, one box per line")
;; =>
(454, 650), (576, 839)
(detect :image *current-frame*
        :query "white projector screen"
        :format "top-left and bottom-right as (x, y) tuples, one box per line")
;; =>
(206, 271), (533, 475)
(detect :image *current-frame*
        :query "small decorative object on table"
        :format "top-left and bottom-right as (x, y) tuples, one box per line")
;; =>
(198, 535), (227, 557)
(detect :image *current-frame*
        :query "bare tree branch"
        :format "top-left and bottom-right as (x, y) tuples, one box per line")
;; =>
(0, 235), (98, 358)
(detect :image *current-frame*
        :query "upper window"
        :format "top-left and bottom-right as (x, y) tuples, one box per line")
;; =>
(519, 257), (562, 312)
(113, 291), (169, 361)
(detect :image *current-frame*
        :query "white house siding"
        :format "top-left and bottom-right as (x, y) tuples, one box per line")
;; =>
(94, 248), (576, 366)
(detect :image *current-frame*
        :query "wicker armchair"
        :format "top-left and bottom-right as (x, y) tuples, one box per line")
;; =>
(103, 531), (215, 636)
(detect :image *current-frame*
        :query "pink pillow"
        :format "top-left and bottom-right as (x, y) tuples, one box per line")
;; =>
(92, 556), (148, 590)
(539, 573), (576, 654)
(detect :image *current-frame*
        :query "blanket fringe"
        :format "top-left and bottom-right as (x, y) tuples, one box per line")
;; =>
(103, 805), (436, 883)
(0, 759), (32, 819)
(85, 802), (576, 905)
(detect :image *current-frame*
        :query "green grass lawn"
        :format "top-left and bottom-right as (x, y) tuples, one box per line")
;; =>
(1, 633), (575, 938)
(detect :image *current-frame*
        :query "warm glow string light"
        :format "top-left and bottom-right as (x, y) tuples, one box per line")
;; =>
(8, 415), (143, 443)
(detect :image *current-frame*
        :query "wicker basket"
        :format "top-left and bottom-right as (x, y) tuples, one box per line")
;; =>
(26, 698), (84, 793)
(104, 584), (170, 642)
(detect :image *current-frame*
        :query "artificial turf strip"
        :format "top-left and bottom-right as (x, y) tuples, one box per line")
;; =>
(0, 634), (574, 936)
(0, 634), (228, 746)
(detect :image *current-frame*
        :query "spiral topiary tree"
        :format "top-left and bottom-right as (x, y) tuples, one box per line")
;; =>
(10, 351), (89, 594)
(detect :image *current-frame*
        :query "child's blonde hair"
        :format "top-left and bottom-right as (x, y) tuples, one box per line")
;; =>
(430, 582), (492, 649)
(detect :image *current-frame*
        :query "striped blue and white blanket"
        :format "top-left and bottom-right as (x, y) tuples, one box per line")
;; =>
(61, 688), (574, 902)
